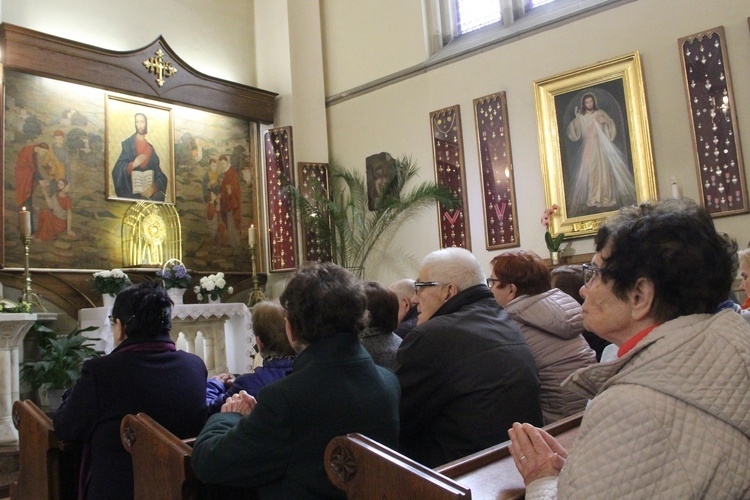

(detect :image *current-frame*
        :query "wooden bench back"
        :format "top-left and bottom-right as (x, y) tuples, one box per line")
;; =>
(120, 413), (204, 500)
(10, 399), (81, 500)
(325, 412), (583, 499)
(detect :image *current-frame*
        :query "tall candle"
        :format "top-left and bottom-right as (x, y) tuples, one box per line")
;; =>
(248, 224), (257, 248)
(670, 178), (680, 199)
(19, 207), (31, 237)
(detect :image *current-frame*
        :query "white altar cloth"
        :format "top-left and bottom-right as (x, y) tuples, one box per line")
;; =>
(79, 303), (256, 376)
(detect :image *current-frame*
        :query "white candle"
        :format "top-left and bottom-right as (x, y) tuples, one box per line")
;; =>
(670, 178), (680, 199)
(248, 224), (257, 248)
(19, 208), (31, 237)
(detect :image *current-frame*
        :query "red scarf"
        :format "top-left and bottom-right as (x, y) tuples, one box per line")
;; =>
(617, 324), (660, 358)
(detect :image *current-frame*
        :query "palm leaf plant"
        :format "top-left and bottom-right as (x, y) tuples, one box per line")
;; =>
(286, 155), (457, 275)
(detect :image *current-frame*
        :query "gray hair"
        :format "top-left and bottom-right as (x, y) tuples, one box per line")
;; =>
(419, 247), (485, 292)
(389, 278), (415, 302)
(739, 248), (750, 269)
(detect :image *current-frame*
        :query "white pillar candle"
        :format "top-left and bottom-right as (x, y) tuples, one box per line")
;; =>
(248, 224), (257, 248)
(19, 208), (31, 237)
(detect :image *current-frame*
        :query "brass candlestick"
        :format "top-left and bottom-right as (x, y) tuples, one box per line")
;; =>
(20, 235), (47, 311)
(247, 245), (266, 307)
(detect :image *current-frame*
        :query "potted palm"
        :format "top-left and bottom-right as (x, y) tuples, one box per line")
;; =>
(20, 324), (102, 411)
(286, 154), (457, 277)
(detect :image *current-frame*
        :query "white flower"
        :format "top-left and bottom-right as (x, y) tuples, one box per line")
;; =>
(197, 293), (203, 301)
(227, 286), (234, 294)
(200, 277), (208, 285)
(216, 272), (225, 279)
(194, 286), (201, 294)
(215, 278), (226, 289)
(99, 270), (112, 278)
(203, 281), (216, 291)
(111, 269), (125, 279)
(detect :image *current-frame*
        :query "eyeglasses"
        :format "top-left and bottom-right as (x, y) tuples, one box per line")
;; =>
(486, 277), (502, 288)
(414, 281), (442, 295)
(108, 314), (136, 326)
(581, 263), (603, 288)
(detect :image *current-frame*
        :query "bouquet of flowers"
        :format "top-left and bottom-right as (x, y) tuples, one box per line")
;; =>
(92, 269), (131, 297)
(194, 272), (234, 302)
(156, 260), (192, 289)
(541, 204), (565, 253)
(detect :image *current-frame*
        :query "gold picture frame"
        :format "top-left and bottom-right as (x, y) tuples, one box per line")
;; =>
(534, 52), (656, 239)
(105, 93), (175, 204)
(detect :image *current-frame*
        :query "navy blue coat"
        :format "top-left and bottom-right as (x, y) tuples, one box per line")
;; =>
(54, 337), (207, 500)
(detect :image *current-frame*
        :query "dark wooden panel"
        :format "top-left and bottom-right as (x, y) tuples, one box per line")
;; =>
(0, 24), (276, 123)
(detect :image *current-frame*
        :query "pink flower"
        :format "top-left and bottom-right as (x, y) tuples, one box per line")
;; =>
(541, 205), (559, 228)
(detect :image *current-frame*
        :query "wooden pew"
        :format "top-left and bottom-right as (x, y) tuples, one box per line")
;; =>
(10, 399), (81, 500)
(120, 413), (205, 500)
(325, 411), (583, 499)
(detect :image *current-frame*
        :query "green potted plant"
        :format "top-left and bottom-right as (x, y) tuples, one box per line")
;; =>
(286, 155), (457, 277)
(20, 324), (102, 411)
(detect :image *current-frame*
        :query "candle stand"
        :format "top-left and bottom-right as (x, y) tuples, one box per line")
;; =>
(20, 235), (47, 311)
(247, 245), (266, 307)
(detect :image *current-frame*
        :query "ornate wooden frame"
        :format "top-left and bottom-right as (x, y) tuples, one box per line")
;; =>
(0, 23), (276, 316)
(678, 26), (747, 217)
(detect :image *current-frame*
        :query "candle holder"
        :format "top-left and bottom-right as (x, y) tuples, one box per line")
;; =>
(19, 235), (47, 311)
(247, 245), (266, 307)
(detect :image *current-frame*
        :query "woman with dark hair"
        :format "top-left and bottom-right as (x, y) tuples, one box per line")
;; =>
(360, 281), (402, 371)
(489, 250), (595, 424)
(54, 282), (207, 500)
(509, 199), (750, 498)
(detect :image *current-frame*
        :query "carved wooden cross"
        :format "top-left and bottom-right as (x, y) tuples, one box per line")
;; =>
(143, 49), (177, 87)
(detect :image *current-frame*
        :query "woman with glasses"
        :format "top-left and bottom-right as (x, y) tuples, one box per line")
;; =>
(53, 282), (208, 500)
(489, 250), (595, 424)
(508, 199), (750, 499)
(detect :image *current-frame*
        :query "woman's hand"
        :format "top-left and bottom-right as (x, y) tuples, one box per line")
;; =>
(220, 390), (256, 416)
(508, 422), (568, 485)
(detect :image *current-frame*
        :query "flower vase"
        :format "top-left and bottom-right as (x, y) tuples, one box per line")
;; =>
(208, 296), (221, 305)
(102, 294), (115, 308)
(550, 251), (560, 266)
(167, 287), (186, 304)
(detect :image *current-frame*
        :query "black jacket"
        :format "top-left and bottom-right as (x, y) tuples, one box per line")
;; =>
(396, 284), (543, 467)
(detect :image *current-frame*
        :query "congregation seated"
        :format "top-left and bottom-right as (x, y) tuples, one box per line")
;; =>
(396, 247), (543, 468)
(550, 264), (612, 360)
(191, 263), (400, 498)
(360, 281), (402, 371)
(489, 250), (596, 424)
(508, 199), (750, 498)
(53, 282), (208, 500)
(206, 300), (295, 414)
(389, 278), (419, 338)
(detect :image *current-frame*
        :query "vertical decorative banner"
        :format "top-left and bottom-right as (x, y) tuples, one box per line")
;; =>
(430, 105), (471, 249)
(264, 127), (298, 272)
(297, 162), (331, 263)
(679, 26), (747, 217)
(473, 92), (520, 250)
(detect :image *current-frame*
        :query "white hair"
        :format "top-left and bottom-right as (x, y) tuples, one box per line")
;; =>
(419, 247), (485, 292)
(389, 278), (415, 301)
(740, 248), (750, 269)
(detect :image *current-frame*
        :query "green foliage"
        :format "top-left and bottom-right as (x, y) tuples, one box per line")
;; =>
(286, 155), (458, 273)
(545, 230), (565, 252)
(21, 324), (102, 390)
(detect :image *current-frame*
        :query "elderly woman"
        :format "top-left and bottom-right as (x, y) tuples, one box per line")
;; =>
(54, 282), (207, 500)
(508, 199), (750, 498)
(489, 250), (595, 424)
(206, 300), (296, 413)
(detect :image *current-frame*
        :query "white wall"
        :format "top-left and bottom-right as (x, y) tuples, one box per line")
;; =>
(323, 0), (750, 284)
(0, 0), (257, 86)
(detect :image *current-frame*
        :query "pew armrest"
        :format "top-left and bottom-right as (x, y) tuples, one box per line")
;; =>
(10, 399), (81, 500)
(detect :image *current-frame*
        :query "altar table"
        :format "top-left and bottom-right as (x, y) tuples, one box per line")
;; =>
(79, 303), (256, 377)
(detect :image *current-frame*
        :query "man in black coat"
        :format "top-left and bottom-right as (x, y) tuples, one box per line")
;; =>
(396, 247), (543, 467)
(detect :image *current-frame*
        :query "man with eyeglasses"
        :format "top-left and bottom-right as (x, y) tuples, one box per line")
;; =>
(396, 247), (543, 468)
(508, 199), (750, 499)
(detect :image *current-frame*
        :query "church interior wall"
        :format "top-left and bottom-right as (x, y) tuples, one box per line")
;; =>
(322, 0), (750, 285)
